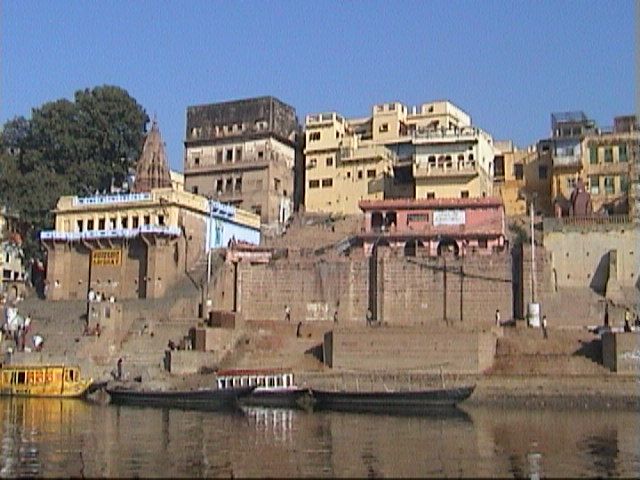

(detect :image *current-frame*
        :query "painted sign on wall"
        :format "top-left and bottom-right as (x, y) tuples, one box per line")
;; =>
(433, 210), (466, 226)
(92, 249), (122, 266)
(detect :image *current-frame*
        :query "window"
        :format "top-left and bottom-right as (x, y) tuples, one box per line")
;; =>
(225, 178), (233, 192)
(357, 170), (363, 179)
(468, 154), (474, 163)
(478, 239), (488, 248)
(216, 149), (223, 164)
(87, 219), (94, 230)
(326, 157), (333, 167)
(567, 177), (577, 190)
(121, 217), (128, 229)
(322, 178), (333, 187)
(143, 215), (150, 225)
(274, 178), (281, 191)
(235, 178), (242, 192)
(379, 123), (389, 133)
(98, 218), (105, 230)
(604, 176), (615, 194)
(109, 218), (117, 229)
(236, 148), (243, 162)
(226, 149), (233, 162)
(132, 216), (139, 228)
(461, 190), (469, 198)
(428, 155), (436, 164)
(76, 220), (83, 232)
(308, 158), (317, 168)
(538, 165), (548, 179)
(407, 213), (428, 223)
(309, 180), (320, 189)
(621, 175), (629, 193)
(346, 171), (351, 178)
(590, 147), (598, 164)
(158, 215), (165, 226)
(427, 192), (435, 199)
(619, 144), (628, 162)
(367, 169), (376, 178)
(216, 179), (223, 192)
(194, 156), (200, 166)
(604, 148), (613, 163)
(309, 131), (321, 141)
(258, 151), (264, 159)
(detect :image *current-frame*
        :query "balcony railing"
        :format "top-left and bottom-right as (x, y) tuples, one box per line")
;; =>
(414, 160), (479, 177)
(553, 155), (582, 168)
(543, 214), (632, 232)
(412, 126), (480, 142)
(339, 145), (397, 163)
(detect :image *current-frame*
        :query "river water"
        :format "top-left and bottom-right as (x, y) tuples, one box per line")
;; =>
(1, 397), (639, 478)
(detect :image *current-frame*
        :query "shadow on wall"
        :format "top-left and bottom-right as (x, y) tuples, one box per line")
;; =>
(589, 252), (609, 295)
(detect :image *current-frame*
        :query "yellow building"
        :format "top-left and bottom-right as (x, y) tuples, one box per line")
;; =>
(304, 100), (497, 215)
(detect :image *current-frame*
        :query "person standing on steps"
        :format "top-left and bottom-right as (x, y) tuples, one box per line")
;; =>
(542, 315), (548, 339)
(284, 305), (291, 323)
(495, 309), (501, 327)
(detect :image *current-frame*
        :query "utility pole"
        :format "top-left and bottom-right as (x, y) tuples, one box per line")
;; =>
(530, 198), (536, 304)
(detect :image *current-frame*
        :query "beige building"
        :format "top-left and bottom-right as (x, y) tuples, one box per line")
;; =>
(581, 121), (638, 214)
(184, 97), (301, 229)
(304, 100), (497, 215)
(41, 121), (260, 301)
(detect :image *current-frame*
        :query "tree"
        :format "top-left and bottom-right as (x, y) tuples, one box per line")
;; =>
(0, 85), (148, 259)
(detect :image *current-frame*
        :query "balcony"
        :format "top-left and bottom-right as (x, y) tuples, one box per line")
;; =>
(338, 144), (397, 163)
(412, 126), (480, 144)
(552, 154), (582, 168)
(414, 159), (479, 178)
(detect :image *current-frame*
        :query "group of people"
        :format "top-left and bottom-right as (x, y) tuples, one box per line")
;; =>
(1, 307), (44, 352)
(87, 288), (116, 304)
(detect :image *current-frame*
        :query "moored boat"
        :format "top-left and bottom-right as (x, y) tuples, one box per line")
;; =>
(309, 385), (475, 414)
(216, 369), (312, 409)
(105, 385), (255, 411)
(0, 363), (93, 398)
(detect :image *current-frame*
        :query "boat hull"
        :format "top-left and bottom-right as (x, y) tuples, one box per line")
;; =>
(239, 388), (312, 409)
(106, 386), (254, 411)
(310, 385), (475, 414)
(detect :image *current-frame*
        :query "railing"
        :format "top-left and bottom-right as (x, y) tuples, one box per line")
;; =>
(414, 160), (478, 177)
(412, 126), (480, 141)
(339, 145), (396, 162)
(543, 214), (633, 231)
(40, 225), (182, 241)
(553, 155), (581, 168)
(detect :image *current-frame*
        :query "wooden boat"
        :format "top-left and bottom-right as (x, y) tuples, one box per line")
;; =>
(0, 364), (93, 398)
(105, 385), (255, 411)
(309, 385), (475, 414)
(216, 369), (312, 409)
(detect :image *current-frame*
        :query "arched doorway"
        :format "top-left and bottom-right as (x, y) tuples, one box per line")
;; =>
(404, 239), (424, 257)
(437, 237), (460, 257)
(371, 211), (383, 232)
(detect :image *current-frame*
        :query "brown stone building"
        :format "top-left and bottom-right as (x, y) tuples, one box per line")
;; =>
(183, 97), (302, 230)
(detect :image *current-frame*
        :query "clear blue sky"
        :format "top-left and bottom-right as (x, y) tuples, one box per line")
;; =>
(1, 0), (635, 171)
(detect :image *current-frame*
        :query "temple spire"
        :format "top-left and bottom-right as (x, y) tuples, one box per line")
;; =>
(132, 119), (172, 192)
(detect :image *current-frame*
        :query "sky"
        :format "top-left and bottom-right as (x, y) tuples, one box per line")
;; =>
(1, 0), (636, 172)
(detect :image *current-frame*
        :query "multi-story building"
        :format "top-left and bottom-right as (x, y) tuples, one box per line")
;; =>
(0, 206), (26, 296)
(303, 100), (496, 215)
(581, 116), (638, 214)
(547, 111), (598, 214)
(41, 121), (260, 301)
(183, 97), (301, 229)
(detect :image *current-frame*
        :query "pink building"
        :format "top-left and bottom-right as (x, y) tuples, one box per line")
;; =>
(359, 197), (506, 256)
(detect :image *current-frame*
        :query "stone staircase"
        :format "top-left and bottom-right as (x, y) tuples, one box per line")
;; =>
(218, 320), (328, 372)
(490, 324), (612, 375)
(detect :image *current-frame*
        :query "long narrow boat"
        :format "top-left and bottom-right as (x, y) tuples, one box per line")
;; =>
(215, 369), (312, 409)
(105, 385), (255, 411)
(309, 385), (475, 413)
(0, 364), (93, 398)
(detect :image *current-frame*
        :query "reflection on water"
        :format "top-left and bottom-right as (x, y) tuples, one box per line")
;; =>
(1, 397), (639, 478)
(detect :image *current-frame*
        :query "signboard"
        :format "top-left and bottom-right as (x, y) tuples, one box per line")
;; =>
(92, 249), (122, 267)
(433, 209), (466, 226)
